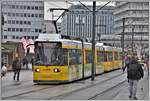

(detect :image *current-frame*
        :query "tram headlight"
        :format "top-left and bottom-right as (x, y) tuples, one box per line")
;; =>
(35, 68), (40, 72)
(53, 68), (60, 73)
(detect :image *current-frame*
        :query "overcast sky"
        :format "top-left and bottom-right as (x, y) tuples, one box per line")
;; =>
(44, 1), (115, 21)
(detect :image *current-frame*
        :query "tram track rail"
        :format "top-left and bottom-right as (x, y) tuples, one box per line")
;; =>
(2, 85), (57, 99)
(88, 80), (127, 100)
(47, 72), (126, 100)
(2, 71), (126, 100)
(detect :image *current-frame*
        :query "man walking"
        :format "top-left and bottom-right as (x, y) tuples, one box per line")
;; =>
(12, 57), (21, 81)
(123, 55), (144, 100)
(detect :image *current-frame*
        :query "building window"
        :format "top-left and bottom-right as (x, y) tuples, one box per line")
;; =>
(16, 28), (19, 31)
(20, 13), (23, 17)
(39, 29), (42, 32)
(12, 36), (15, 39)
(20, 21), (23, 24)
(39, 6), (43, 10)
(39, 14), (44, 18)
(35, 14), (38, 17)
(24, 36), (26, 39)
(32, 6), (34, 10)
(31, 14), (34, 17)
(4, 35), (7, 39)
(24, 6), (26, 9)
(24, 28), (27, 32)
(16, 36), (19, 39)
(8, 13), (11, 16)
(27, 21), (31, 25)
(12, 5), (15, 9)
(39, 14), (42, 18)
(16, 21), (19, 24)
(8, 28), (11, 31)
(24, 21), (27, 24)
(20, 5), (23, 9)
(28, 36), (30, 39)
(16, 13), (19, 17)
(12, 20), (15, 24)
(35, 29), (38, 32)
(20, 28), (23, 32)
(35, 36), (38, 39)
(27, 6), (30, 10)
(32, 36), (34, 39)
(12, 28), (15, 32)
(2, 4), (7, 9)
(27, 28), (31, 32)
(16, 5), (19, 9)
(35, 6), (38, 10)
(28, 14), (30, 17)
(13, 13), (15, 17)
(8, 20), (11, 24)
(24, 13), (27, 17)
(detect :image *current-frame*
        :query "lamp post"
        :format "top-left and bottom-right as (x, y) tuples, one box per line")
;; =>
(91, 1), (96, 81)
(131, 26), (134, 53)
(121, 18), (125, 68)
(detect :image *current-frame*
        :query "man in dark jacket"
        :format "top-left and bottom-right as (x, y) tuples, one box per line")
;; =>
(123, 55), (144, 100)
(12, 57), (21, 81)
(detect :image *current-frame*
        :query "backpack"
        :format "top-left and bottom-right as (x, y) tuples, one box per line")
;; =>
(127, 63), (139, 76)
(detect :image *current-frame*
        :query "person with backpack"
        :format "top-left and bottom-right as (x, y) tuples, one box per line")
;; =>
(12, 57), (21, 81)
(123, 55), (144, 100)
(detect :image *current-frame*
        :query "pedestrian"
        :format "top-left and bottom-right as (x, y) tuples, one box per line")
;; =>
(122, 55), (131, 72)
(1, 62), (7, 78)
(23, 58), (28, 70)
(144, 57), (149, 76)
(123, 55), (144, 100)
(12, 57), (21, 81)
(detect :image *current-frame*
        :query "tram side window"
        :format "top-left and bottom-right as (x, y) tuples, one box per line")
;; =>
(97, 51), (104, 62)
(114, 52), (118, 60)
(85, 50), (92, 63)
(104, 52), (107, 62)
(69, 49), (82, 65)
(119, 52), (122, 60)
(108, 52), (113, 61)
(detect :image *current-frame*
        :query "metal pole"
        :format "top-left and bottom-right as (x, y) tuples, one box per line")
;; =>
(121, 18), (125, 68)
(132, 27), (134, 53)
(0, 1), (2, 43)
(0, 0), (2, 70)
(91, 1), (96, 81)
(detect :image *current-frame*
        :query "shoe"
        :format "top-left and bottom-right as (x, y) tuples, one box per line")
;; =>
(129, 95), (132, 98)
(133, 97), (138, 100)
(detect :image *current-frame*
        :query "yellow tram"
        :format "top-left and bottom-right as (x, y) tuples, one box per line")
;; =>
(33, 34), (122, 84)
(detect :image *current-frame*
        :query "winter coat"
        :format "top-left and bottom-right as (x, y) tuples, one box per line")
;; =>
(126, 59), (144, 80)
(12, 59), (21, 71)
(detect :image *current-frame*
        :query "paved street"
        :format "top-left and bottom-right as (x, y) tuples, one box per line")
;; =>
(1, 69), (149, 100)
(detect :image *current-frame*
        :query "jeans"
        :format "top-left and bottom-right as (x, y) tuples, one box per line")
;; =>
(13, 70), (20, 81)
(128, 79), (139, 98)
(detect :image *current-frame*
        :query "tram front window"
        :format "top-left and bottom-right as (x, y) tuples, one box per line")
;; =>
(35, 42), (68, 66)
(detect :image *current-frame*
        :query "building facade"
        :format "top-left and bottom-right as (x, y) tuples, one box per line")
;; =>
(61, 5), (114, 41)
(114, 2), (149, 52)
(2, 1), (44, 43)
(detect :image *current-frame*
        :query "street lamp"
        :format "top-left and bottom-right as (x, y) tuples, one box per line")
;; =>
(131, 26), (134, 53)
